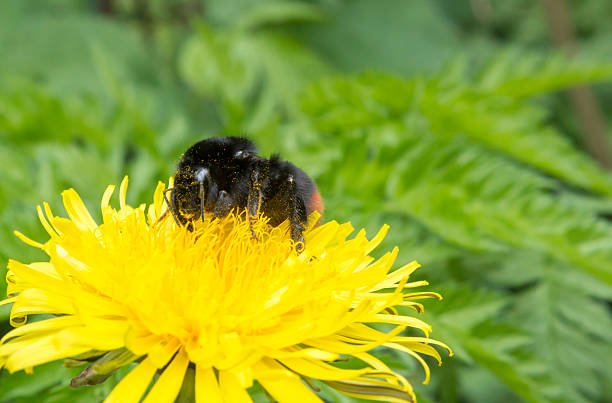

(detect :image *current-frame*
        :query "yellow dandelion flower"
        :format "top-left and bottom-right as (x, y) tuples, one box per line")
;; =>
(0, 177), (451, 402)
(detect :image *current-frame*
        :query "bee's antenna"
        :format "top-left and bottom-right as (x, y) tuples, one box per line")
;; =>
(199, 181), (205, 220)
(163, 188), (181, 225)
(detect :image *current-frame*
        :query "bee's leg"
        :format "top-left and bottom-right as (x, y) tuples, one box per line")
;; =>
(163, 188), (181, 225)
(286, 175), (307, 252)
(247, 165), (264, 239)
(214, 190), (233, 218)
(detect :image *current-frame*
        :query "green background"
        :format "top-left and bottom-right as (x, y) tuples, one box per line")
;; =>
(1, 1), (612, 402)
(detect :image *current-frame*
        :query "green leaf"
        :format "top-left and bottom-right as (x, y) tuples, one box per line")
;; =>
(0, 362), (70, 401)
(289, 0), (462, 75)
(508, 265), (612, 403)
(301, 72), (612, 286)
(476, 49), (612, 98)
(422, 287), (553, 403)
(449, 328), (545, 403)
(234, 0), (327, 31)
(179, 20), (329, 131)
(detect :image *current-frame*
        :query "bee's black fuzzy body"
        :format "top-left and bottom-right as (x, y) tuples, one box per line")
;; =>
(169, 136), (323, 246)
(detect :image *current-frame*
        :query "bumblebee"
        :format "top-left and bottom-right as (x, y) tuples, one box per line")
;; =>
(165, 137), (323, 247)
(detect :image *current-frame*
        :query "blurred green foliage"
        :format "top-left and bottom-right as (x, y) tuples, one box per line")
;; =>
(1, 1), (612, 402)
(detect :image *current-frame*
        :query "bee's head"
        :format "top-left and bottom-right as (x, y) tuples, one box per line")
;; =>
(173, 165), (208, 219)
(172, 136), (257, 219)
